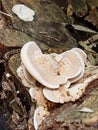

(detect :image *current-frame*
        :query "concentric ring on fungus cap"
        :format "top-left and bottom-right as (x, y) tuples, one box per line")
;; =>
(58, 50), (84, 79)
(21, 42), (67, 89)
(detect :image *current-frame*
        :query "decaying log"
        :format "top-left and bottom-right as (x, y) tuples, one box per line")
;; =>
(0, 0), (77, 51)
(0, 51), (33, 129)
(5, 50), (32, 109)
(38, 79), (98, 130)
(0, 0), (98, 130)
(0, 1), (78, 129)
(4, 47), (98, 130)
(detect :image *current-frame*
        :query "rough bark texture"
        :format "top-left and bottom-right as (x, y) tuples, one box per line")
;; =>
(0, 0), (98, 130)
(66, 0), (98, 29)
(0, 0), (77, 129)
(67, 0), (88, 17)
(0, 0), (77, 50)
(38, 79), (98, 130)
(7, 50), (98, 130)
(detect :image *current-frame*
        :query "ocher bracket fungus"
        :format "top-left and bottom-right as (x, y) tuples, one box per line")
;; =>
(17, 41), (98, 130)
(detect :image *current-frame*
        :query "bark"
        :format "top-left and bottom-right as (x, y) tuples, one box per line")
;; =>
(67, 0), (88, 17)
(0, 0), (98, 130)
(66, 0), (98, 29)
(6, 52), (98, 130)
(0, 0), (77, 52)
(0, 0), (77, 129)
(39, 79), (98, 130)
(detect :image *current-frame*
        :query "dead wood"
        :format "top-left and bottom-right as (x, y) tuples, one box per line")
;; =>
(39, 79), (98, 130)
(0, 0), (98, 130)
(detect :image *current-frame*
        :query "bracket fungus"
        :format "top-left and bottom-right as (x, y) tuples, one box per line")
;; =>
(17, 64), (36, 88)
(12, 4), (35, 21)
(34, 107), (50, 130)
(58, 50), (85, 79)
(71, 48), (87, 63)
(43, 81), (71, 103)
(29, 87), (48, 108)
(16, 41), (98, 130)
(20, 42), (67, 89)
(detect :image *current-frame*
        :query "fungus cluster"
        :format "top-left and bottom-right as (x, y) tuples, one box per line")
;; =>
(17, 41), (98, 130)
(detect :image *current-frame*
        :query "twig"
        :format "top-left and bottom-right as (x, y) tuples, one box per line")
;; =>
(0, 10), (12, 17)
(39, 31), (48, 34)
(87, 34), (98, 44)
(39, 31), (60, 41)
(44, 35), (60, 42)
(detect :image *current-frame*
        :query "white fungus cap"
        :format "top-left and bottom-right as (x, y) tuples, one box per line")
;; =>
(43, 81), (71, 103)
(12, 4), (35, 21)
(21, 41), (67, 89)
(34, 107), (50, 130)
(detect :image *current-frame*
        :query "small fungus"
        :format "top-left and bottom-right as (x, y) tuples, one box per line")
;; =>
(34, 107), (50, 130)
(17, 64), (35, 88)
(12, 4), (35, 21)
(29, 87), (48, 108)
